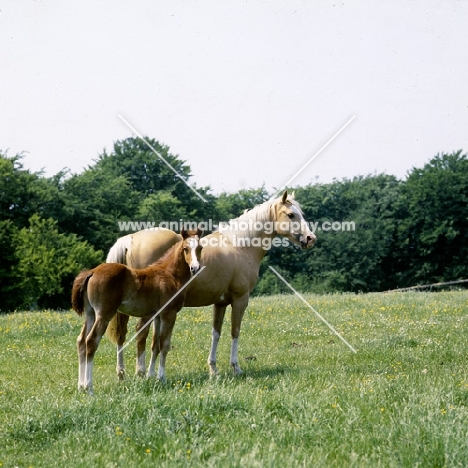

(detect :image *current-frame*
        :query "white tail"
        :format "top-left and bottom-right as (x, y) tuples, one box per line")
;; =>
(106, 234), (132, 263)
(105, 234), (132, 344)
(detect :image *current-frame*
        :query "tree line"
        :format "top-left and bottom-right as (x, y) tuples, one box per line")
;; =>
(1, 137), (467, 310)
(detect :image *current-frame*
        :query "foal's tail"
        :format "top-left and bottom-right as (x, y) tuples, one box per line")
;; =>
(71, 270), (93, 316)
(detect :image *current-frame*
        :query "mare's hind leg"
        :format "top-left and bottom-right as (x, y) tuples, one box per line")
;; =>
(230, 294), (250, 375)
(113, 313), (129, 380)
(147, 316), (161, 378)
(208, 303), (227, 376)
(116, 344), (125, 381)
(135, 316), (152, 376)
(157, 311), (178, 382)
(77, 311), (95, 391)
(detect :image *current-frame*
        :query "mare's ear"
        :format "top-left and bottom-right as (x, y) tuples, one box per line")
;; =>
(281, 190), (288, 204)
(196, 228), (204, 238)
(290, 191), (295, 200)
(181, 229), (189, 239)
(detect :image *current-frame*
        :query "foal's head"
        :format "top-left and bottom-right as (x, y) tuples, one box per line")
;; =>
(181, 229), (203, 275)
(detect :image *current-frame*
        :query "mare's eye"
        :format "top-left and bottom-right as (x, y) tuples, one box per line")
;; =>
(287, 212), (294, 219)
(183, 247), (188, 253)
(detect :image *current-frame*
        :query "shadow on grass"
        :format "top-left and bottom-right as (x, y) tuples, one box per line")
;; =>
(105, 363), (302, 394)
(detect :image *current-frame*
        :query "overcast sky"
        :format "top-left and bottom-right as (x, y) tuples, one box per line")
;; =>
(2, 1), (467, 194)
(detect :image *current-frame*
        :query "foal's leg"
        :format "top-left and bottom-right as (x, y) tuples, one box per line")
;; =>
(207, 303), (227, 376)
(77, 312), (95, 391)
(147, 316), (161, 378)
(135, 317), (151, 376)
(157, 311), (178, 382)
(230, 294), (249, 375)
(83, 316), (110, 394)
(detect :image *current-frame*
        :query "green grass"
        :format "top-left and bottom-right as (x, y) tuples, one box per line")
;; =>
(2, 291), (468, 467)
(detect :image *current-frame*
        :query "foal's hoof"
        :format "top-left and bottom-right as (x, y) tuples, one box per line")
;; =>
(208, 364), (219, 377)
(117, 370), (126, 381)
(231, 363), (243, 376)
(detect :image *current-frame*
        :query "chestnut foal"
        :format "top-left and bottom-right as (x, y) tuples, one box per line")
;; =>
(72, 229), (202, 393)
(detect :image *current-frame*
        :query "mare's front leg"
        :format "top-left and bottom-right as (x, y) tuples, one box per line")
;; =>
(135, 316), (152, 376)
(230, 294), (249, 375)
(207, 303), (227, 376)
(147, 316), (161, 378)
(157, 310), (178, 382)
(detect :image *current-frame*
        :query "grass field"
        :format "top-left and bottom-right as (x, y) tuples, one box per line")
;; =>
(2, 291), (468, 467)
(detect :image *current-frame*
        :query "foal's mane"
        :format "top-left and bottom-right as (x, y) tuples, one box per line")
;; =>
(147, 239), (184, 271)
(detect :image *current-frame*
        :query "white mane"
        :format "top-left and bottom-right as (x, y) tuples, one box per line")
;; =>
(219, 196), (302, 241)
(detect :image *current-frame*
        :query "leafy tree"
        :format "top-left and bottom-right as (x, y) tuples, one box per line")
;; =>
(254, 266), (292, 295)
(214, 186), (270, 221)
(393, 151), (468, 286)
(12, 215), (102, 310)
(94, 137), (216, 221)
(0, 153), (67, 310)
(59, 169), (139, 252)
(0, 220), (20, 311)
(59, 137), (217, 249)
(0, 152), (36, 226)
(137, 191), (186, 225)
(96, 138), (192, 196)
(0, 152), (60, 227)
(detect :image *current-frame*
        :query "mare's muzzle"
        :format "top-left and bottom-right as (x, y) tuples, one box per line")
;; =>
(300, 233), (316, 249)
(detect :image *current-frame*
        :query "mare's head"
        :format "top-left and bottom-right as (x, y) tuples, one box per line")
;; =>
(273, 190), (316, 249)
(181, 228), (203, 275)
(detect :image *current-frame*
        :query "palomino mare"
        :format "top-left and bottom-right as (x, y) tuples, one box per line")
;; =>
(106, 190), (316, 378)
(72, 229), (203, 393)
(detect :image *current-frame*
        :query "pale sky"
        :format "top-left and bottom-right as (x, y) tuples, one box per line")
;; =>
(1, 1), (467, 194)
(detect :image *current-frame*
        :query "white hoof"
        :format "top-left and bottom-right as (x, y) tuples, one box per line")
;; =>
(78, 384), (94, 395)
